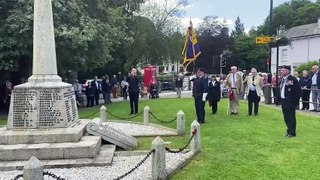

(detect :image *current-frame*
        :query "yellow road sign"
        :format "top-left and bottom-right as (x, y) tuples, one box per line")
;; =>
(256, 36), (275, 44)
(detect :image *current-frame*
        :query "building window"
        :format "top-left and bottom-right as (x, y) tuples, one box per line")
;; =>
(172, 65), (175, 72)
(281, 49), (288, 62)
(166, 66), (169, 71)
(158, 66), (164, 73)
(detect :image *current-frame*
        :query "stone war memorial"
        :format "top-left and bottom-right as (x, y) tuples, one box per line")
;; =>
(0, 0), (200, 179)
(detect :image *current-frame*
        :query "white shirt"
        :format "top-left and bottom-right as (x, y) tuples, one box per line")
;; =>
(312, 72), (318, 85)
(231, 73), (237, 88)
(210, 80), (216, 86)
(249, 76), (256, 91)
(281, 76), (288, 99)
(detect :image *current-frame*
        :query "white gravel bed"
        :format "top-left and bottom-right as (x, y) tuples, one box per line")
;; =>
(0, 152), (194, 180)
(106, 122), (177, 136)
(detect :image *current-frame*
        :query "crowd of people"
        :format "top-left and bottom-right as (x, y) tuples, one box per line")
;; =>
(2, 64), (319, 138)
(192, 64), (320, 138)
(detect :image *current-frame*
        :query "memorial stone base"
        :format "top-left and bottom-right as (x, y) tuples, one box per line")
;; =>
(7, 80), (78, 129)
(0, 120), (115, 171)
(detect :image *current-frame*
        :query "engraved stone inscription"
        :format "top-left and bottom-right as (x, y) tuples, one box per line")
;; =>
(12, 89), (37, 128)
(64, 87), (77, 124)
(9, 86), (78, 129)
(38, 89), (63, 127)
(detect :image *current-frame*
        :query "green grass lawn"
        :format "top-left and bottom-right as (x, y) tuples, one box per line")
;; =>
(0, 117), (6, 126)
(1, 98), (320, 179)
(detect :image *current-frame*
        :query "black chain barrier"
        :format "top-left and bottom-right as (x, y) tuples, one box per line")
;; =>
(165, 129), (197, 154)
(113, 149), (156, 180)
(43, 171), (66, 180)
(106, 110), (143, 120)
(79, 109), (100, 119)
(11, 174), (23, 180)
(149, 111), (177, 123)
(11, 171), (66, 180)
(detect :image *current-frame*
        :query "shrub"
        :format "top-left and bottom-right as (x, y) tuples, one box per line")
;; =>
(295, 61), (319, 75)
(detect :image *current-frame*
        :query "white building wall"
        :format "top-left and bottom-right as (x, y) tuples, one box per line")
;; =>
(271, 36), (320, 74)
(309, 36), (320, 61)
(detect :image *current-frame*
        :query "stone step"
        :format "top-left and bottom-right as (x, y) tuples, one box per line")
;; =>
(0, 120), (89, 145)
(0, 136), (101, 161)
(0, 145), (116, 171)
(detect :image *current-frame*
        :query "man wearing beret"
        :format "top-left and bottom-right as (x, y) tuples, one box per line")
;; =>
(192, 68), (208, 124)
(279, 65), (301, 137)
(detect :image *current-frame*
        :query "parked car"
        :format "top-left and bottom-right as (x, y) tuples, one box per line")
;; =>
(160, 81), (174, 91)
(158, 73), (175, 92)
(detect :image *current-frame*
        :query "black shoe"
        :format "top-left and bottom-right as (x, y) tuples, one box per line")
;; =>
(310, 109), (317, 112)
(254, 114), (258, 116)
(130, 112), (133, 115)
(135, 112), (138, 115)
(247, 114), (252, 116)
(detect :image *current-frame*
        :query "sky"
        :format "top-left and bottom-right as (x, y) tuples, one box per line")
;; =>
(181, 0), (316, 31)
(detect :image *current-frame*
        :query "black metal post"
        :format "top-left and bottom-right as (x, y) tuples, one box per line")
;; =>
(268, 0), (273, 73)
(275, 42), (280, 104)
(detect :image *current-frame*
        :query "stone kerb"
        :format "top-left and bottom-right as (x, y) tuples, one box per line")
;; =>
(24, 156), (44, 180)
(176, 110), (185, 135)
(144, 106), (151, 125)
(100, 105), (107, 122)
(151, 136), (166, 180)
(190, 120), (201, 152)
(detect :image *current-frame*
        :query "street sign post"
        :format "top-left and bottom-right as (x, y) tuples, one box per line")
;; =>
(255, 36), (275, 44)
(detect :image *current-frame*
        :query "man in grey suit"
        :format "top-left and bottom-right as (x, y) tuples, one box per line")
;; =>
(310, 65), (320, 112)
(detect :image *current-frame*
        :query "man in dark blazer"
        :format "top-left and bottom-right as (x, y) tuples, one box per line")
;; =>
(126, 68), (140, 114)
(91, 76), (100, 106)
(192, 68), (208, 124)
(207, 75), (221, 115)
(279, 65), (301, 137)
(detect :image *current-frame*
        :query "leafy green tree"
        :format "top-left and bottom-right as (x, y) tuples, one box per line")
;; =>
(231, 16), (245, 37)
(258, 0), (319, 35)
(295, 61), (319, 75)
(195, 16), (232, 74)
(0, 0), (144, 82)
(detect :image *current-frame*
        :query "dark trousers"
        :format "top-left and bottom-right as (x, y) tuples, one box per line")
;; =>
(123, 88), (127, 100)
(248, 90), (260, 115)
(86, 95), (94, 107)
(94, 92), (99, 105)
(210, 101), (218, 114)
(195, 96), (205, 123)
(103, 92), (111, 104)
(301, 90), (310, 110)
(281, 100), (297, 136)
(273, 88), (278, 104)
(129, 92), (139, 114)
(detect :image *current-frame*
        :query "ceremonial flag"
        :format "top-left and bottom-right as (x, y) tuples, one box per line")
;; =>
(182, 20), (201, 67)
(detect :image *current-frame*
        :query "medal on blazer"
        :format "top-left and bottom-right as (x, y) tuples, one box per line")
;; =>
(288, 87), (291, 92)
(288, 80), (293, 85)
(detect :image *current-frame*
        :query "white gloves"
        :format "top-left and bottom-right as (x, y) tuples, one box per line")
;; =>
(202, 93), (207, 102)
